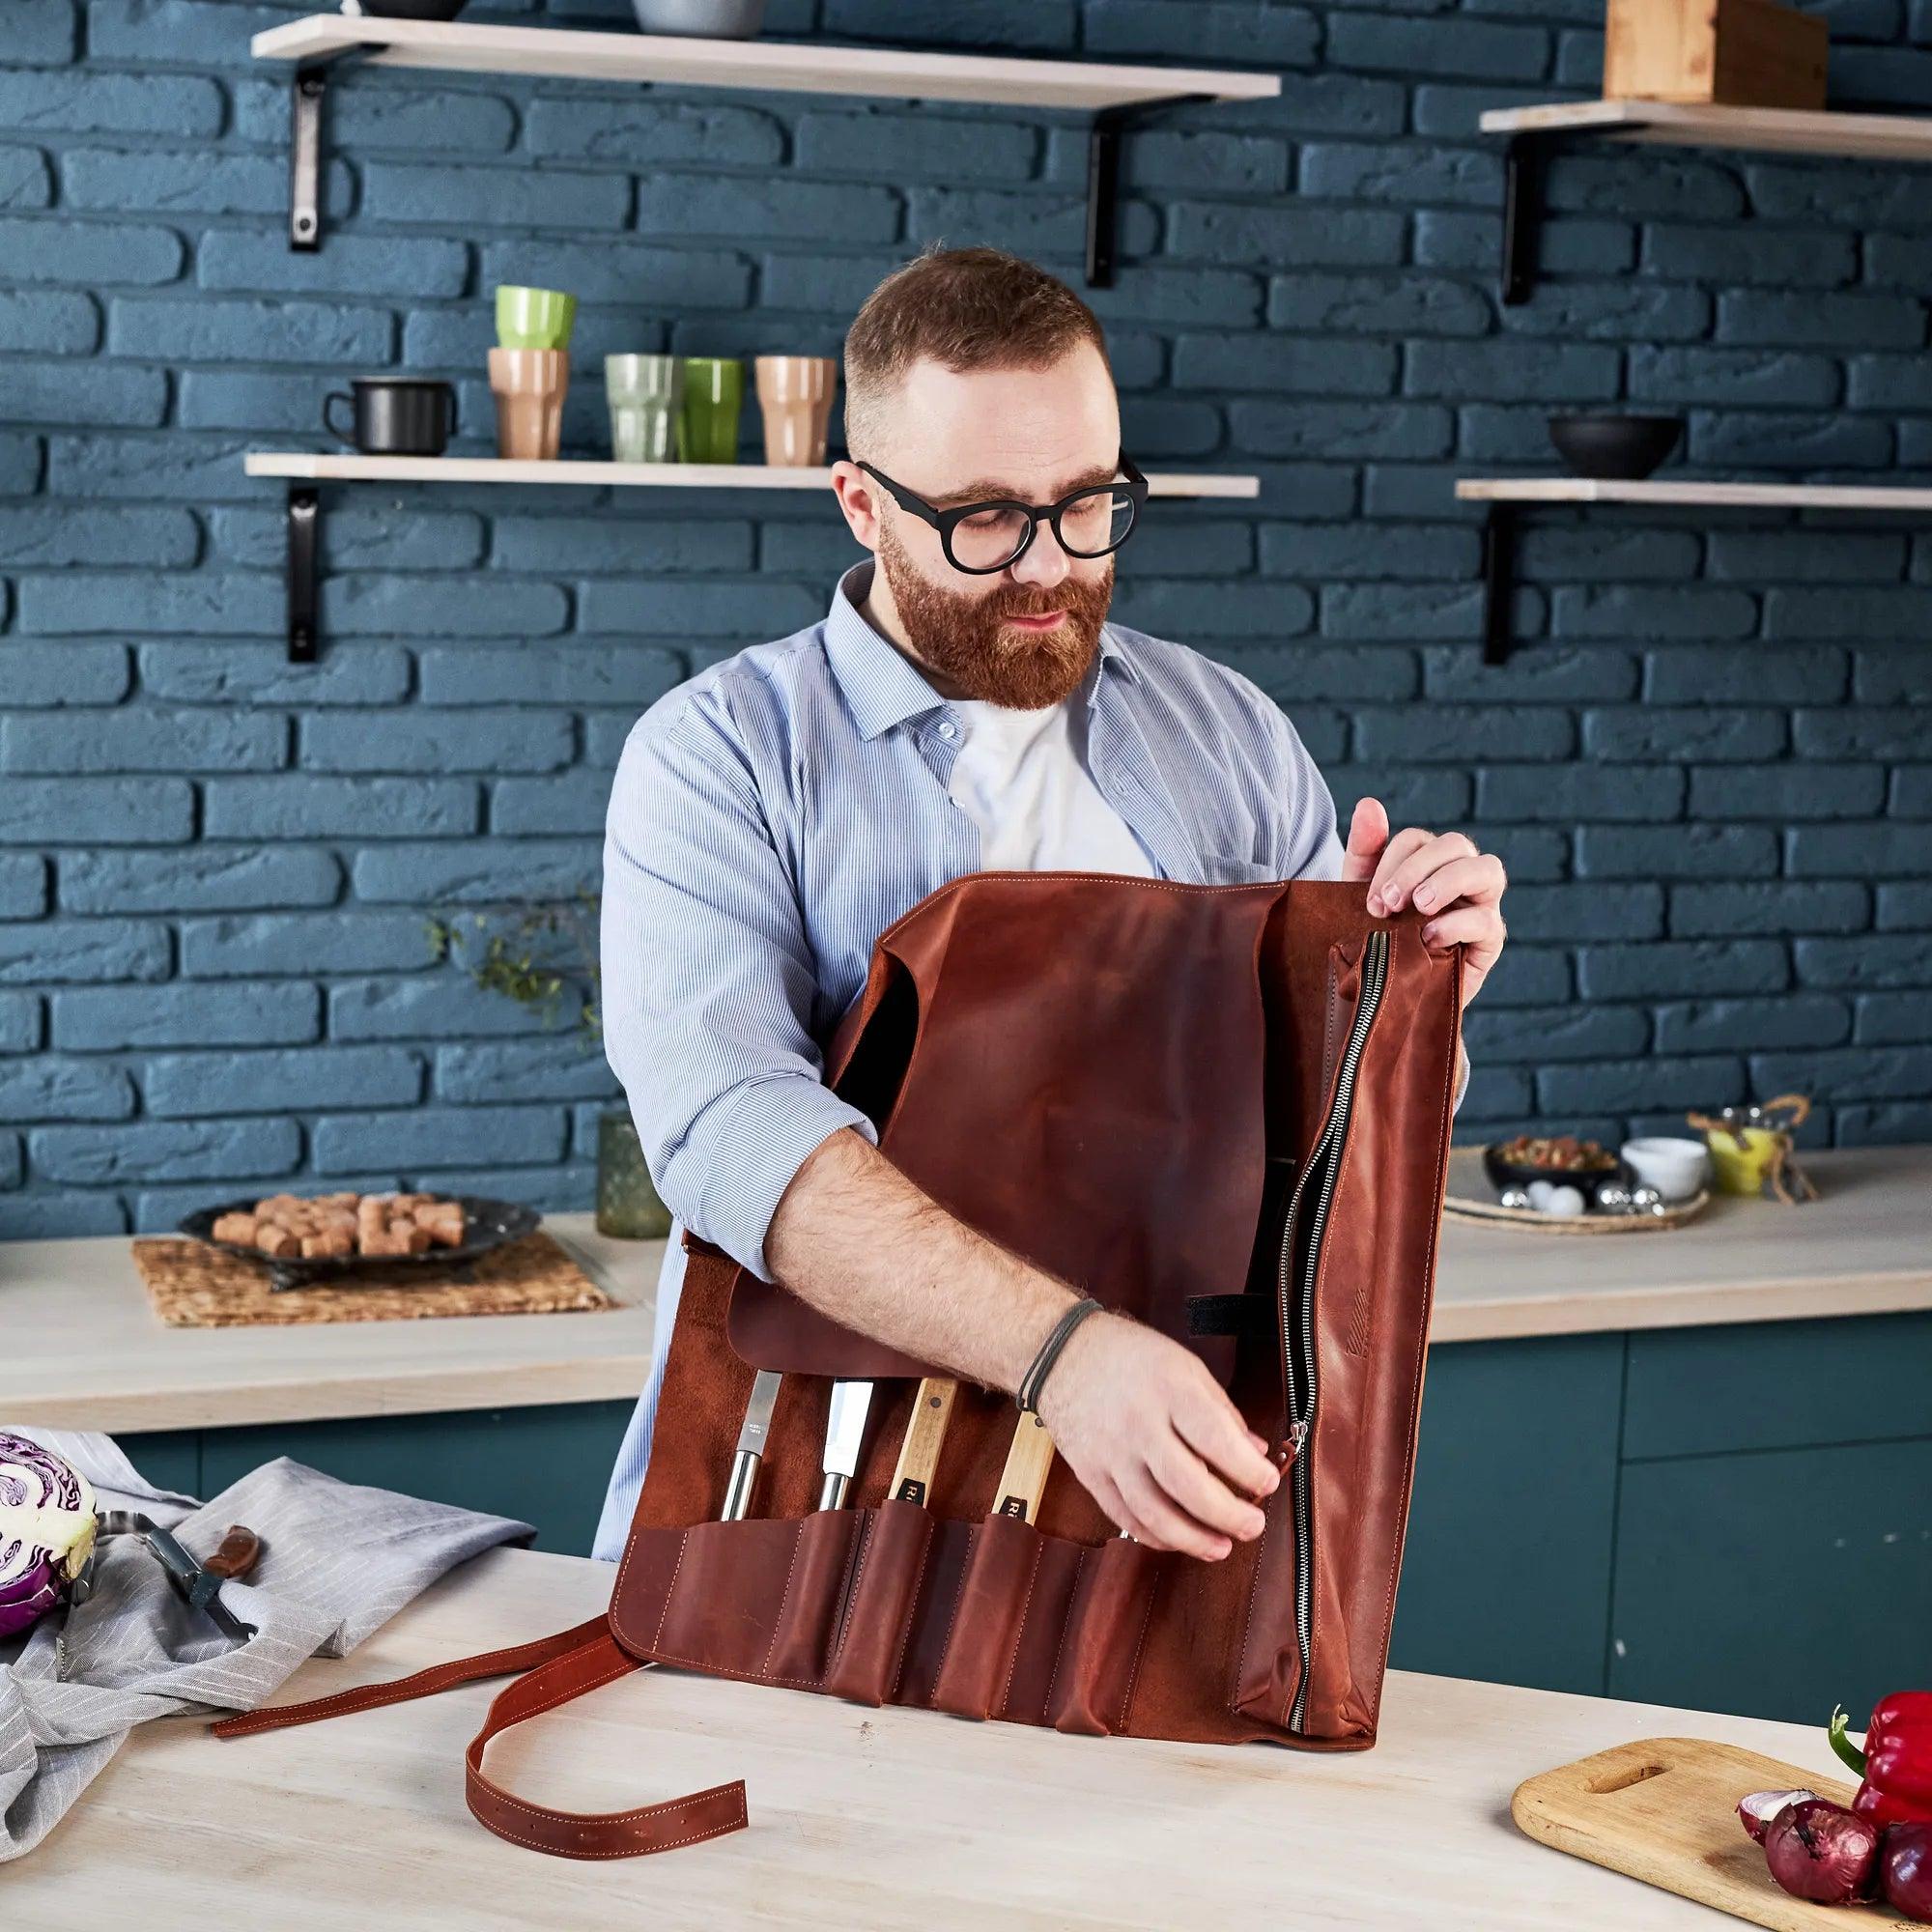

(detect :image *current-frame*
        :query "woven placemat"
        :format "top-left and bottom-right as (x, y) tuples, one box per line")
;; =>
(132, 1231), (615, 1328)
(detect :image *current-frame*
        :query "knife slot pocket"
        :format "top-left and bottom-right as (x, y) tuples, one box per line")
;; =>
(761, 1508), (869, 1687)
(1042, 1536), (1166, 1737)
(647, 1516), (823, 1685)
(925, 1514), (1086, 1722)
(822, 1499), (938, 1706)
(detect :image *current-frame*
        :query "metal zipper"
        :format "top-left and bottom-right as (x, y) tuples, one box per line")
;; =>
(1275, 925), (1390, 1734)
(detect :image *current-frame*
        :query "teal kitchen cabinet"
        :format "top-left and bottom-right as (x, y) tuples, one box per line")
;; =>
(123, 1400), (637, 1558)
(1388, 1333), (1625, 1695)
(1607, 1435), (1932, 1726)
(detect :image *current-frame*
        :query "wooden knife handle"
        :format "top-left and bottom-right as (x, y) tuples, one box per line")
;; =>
(888, 1378), (957, 1506)
(993, 1411), (1056, 1524)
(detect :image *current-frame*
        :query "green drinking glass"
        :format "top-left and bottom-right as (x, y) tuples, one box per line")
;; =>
(677, 357), (745, 465)
(596, 1110), (671, 1240)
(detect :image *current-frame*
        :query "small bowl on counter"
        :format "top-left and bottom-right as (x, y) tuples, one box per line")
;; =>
(1483, 1133), (1627, 1208)
(1620, 1135), (1713, 1203)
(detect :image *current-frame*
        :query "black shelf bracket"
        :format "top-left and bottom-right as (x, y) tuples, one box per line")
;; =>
(1499, 128), (1613, 304)
(1480, 502), (1519, 665)
(287, 485), (320, 663)
(1086, 92), (1216, 288)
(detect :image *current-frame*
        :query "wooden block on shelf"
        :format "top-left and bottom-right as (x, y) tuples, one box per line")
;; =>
(1604, 0), (1828, 109)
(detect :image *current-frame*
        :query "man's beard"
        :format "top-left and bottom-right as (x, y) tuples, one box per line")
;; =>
(873, 514), (1114, 710)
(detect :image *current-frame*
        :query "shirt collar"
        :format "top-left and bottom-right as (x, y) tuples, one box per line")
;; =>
(824, 556), (1138, 743)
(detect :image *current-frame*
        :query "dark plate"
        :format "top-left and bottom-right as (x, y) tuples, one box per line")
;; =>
(178, 1194), (541, 1293)
(1481, 1144), (1628, 1207)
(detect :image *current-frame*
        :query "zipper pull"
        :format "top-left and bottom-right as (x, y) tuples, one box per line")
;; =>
(1278, 1417), (1309, 1466)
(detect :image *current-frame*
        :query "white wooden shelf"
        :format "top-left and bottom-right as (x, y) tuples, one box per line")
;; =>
(252, 451), (1259, 664)
(244, 452), (1261, 498)
(1457, 476), (1932, 511)
(1457, 474), (1932, 665)
(251, 14), (1278, 278)
(252, 15), (1280, 112)
(1483, 99), (1932, 303)
(1480, 98), (1932, 161)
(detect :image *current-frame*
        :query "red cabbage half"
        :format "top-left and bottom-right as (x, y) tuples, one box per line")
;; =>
(0, 1432), (97, 1638)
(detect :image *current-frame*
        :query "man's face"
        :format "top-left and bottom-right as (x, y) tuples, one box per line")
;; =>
(856, 345), (1122, 711)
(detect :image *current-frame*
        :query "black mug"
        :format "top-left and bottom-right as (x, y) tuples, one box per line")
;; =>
(324, 378), (457, 456)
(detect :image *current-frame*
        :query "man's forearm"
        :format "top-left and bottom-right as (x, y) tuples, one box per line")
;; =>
(762, 1126), (1080, 1393)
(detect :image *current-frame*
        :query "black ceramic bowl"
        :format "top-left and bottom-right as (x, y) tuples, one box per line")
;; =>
(1548, 413), (1685, 481)
(179, 1194), (540, 1292)
(350, 0), (468, 19)
(1482, 1141), (1628, 1208)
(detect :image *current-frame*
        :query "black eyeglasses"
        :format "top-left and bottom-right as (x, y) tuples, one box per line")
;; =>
(855, 450), (1148, 575)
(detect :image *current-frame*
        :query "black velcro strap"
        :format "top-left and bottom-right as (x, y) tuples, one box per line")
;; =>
(1186, 1293), (1275, 1338)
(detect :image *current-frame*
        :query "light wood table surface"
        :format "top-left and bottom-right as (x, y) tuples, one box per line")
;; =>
(2, 1541), (1851, 1927)
(4, 1146), (1925, 1433)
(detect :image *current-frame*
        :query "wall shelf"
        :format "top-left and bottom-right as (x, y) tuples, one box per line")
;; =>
(1456, 474), (1932, 664)
(1480, 99), (1932, 304)
(251, 15), (1279, 279)
(244, 452), (1260, 662)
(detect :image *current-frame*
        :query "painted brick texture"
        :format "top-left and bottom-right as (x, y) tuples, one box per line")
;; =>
(2, 0), (1929, 1236)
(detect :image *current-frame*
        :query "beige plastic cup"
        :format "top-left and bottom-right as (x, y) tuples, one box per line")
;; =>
(488, 347), (569, 460)
(754, 355), (838, 467)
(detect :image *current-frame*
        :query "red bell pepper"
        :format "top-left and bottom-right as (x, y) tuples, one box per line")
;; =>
(1830, 1694), (1932, 1829)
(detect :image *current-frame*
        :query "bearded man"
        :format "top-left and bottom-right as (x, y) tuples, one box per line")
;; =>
(592, 244), (1508, 1564)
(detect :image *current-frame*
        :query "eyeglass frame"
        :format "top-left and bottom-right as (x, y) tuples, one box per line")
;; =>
(852, 449), (1149, 575)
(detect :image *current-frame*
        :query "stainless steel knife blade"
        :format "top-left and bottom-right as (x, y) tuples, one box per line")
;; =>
(816, 1378), (875, 1511)
(721, 1369), (781, 1520)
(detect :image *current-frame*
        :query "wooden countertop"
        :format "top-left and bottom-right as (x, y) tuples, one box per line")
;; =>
(3, 1542), (1853, 1927)
(4, 1146), (1925, 1433)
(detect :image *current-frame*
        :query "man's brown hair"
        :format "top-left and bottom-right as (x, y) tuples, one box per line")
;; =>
(842, 243), (1112, 460)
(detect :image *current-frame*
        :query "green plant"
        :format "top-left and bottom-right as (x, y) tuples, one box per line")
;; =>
(425, 887), (602, 1039)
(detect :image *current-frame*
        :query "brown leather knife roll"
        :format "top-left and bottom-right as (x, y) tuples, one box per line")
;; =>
(212, 871), (1464, 1860)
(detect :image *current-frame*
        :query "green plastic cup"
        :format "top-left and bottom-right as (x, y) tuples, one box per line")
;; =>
(495, 284), (576, 351)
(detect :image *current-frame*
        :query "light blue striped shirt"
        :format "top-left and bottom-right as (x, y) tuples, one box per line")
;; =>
(591, 555), (1456, 1559)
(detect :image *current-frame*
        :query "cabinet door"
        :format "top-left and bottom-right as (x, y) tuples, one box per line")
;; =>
(1389, 1333), (1624, 1694)
(198, 1402), (638, 1557)
(1609, 1436), (1932, 1724)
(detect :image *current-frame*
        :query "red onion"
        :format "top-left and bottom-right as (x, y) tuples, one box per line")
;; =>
(1738, 1787), (1815, 1844)
(1881, 1822), (1932, 1923)
(1763, 1798), (1881, 1905)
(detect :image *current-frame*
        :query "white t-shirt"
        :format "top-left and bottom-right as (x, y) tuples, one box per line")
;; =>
(944, 695), (1157, 876)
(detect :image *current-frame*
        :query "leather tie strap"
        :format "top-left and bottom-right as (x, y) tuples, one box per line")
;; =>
(209, 1614), (749, 1861)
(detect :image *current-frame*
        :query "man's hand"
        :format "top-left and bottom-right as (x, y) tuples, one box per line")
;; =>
(1340, 797), (1507, 1006)
(1034, 1311), (1280, 1560)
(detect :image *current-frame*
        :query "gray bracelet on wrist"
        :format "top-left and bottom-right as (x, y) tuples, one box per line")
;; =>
(1016, 1295), (1105, 1414)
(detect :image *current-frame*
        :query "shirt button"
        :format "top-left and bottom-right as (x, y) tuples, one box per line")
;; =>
(937, 721), (957, 739)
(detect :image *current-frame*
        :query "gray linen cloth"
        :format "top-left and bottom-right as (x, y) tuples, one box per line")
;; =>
(0, 1425), (535, 1862)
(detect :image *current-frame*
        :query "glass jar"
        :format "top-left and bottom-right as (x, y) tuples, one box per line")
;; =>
(596, 1109), (671, 1239)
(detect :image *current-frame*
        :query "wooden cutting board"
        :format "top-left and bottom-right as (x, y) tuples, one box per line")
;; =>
(1513, 1737), (1913, 1930)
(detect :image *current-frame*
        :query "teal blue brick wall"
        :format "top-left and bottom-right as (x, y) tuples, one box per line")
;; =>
(3, 0), (1930, 1237)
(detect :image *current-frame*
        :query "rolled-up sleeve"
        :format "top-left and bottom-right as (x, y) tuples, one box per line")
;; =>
(601, 701), (879, 1283)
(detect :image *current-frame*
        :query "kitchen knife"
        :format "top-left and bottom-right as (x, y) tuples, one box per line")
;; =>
(721, 1369), (781, 1520)
(887, 1378), (957, 1506)
(817, 1378), (875, 1511)
(993, 1411), (1056, 1523)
